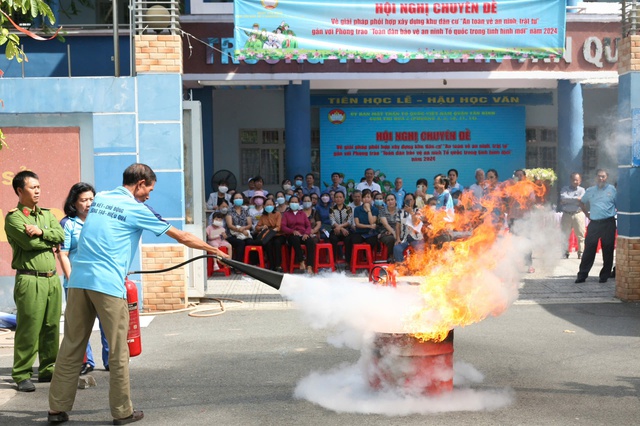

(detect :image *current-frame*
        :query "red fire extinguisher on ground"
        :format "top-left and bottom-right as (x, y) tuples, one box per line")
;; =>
(125, 278), (142, 357)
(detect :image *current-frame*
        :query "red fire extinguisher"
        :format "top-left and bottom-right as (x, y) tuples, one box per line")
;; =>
(125, 278), (142, 357)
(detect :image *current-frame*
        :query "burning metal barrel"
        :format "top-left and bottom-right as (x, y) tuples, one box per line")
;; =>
(367, 330), (454, 395)
(216, 255), (455, 395)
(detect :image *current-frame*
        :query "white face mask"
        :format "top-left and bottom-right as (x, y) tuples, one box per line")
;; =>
(283, 184), (292, 191)
(213, 220), (224, 227)
(321, 196), (330, 203)
(218, 186), (228, 194)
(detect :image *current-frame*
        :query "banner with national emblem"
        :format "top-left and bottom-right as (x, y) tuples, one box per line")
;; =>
(234, 0), (566, 62)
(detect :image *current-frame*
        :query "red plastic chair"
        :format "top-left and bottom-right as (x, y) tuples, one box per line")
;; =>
(351, 244), (373, 274)
(243, 245), (265, 268)
(208, 246), (230, 277)
(314, 243), (336, 273)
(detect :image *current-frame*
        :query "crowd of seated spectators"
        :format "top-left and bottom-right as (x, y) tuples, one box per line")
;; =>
(205, 167), (533, 274)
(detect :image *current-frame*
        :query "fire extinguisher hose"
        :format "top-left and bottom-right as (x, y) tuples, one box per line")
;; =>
(128, 254), (244, 318)
(128, 254), (222, 275)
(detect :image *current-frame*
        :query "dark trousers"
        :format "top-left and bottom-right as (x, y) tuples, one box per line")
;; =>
(329, 231), (349, 260)
(264, 235), (285, 270)
(345, 233), (377, 263)
(378, 234), (396, 261)
(577, 217), (616, 281)
(226, 236), (255, 262)
(287, 235), (316, 267)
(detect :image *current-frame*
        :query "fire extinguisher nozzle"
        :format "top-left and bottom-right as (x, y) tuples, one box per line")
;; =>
(213, 256), (284, 290)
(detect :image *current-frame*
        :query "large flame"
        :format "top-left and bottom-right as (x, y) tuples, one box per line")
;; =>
(392, 179), (547, 342)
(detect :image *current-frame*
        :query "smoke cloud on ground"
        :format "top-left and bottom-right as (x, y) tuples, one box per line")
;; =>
(293, 359), (514, 415)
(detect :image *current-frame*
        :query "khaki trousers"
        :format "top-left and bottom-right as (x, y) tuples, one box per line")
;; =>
(561, 211), (586, 254)
(49, 289), (133, 419)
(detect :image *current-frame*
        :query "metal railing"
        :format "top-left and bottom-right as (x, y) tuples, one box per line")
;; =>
(623, 0), (639, 37)
(132, 0), (180, 35)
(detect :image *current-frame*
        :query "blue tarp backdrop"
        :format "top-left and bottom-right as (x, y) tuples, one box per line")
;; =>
(319, 106), (526, 191)
(234, 0), (566, 61)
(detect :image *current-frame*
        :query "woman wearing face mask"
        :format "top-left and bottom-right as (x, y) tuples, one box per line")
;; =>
(378, 193), (399, 262)
(206, 212), (233, 271)
(206, 179), (232, 211)
(345, 189), (379, 264)
(281, 179), (292, 192)
(225, 193), (255, 263)
(255, 198), (285, 272)
(274, 191), (289, 214)
(314, 191), (333, 241)
(281, 196), (316, 274)
(302, 195), (321, 244)
(209, 200), (230, 226)
(414, 178), (431, 209)
(248, 191), (267, 232)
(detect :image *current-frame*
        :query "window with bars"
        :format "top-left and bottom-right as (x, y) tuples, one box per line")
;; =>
(239, 129), (285, 186)
(525, 127), (557, 169)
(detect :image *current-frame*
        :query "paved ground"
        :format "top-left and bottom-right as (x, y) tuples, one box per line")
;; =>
(1, 254), (635, 426)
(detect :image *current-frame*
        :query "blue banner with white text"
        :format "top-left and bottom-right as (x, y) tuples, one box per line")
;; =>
(319, 106), (525, 193)
(234, 0), (566, 62)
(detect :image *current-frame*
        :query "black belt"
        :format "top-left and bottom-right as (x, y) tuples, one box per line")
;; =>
(590, 217), (615, 223)
(16, 269), (56, 278)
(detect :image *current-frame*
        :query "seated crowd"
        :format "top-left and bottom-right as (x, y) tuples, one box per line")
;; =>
(205, 167), (530, 274)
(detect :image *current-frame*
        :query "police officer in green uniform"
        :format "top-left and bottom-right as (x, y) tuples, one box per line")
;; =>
(4, 170), (64, 392)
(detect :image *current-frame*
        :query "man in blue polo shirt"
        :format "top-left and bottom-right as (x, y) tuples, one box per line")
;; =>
(575, 169), (617, 284)
(48, 163), (228, 425)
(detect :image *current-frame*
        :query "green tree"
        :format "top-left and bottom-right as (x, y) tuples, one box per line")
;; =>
(0, 0), (55, 150)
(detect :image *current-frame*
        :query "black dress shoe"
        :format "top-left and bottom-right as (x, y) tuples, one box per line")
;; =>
(575, 277), (586, 284)
(38, 376), (52, 383)
(17, 379), (35, 392)
(80, 363), (94, 375)
(599, 278), (608, 283)
(48, 411), (69, 423)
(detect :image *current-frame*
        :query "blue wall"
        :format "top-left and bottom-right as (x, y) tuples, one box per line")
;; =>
(0, 36), (131, 77)
(0, 74), (185, 255)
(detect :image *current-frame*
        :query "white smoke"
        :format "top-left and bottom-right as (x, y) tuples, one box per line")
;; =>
(278, 206), (562, 414)
(293, 359), (514, 415)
